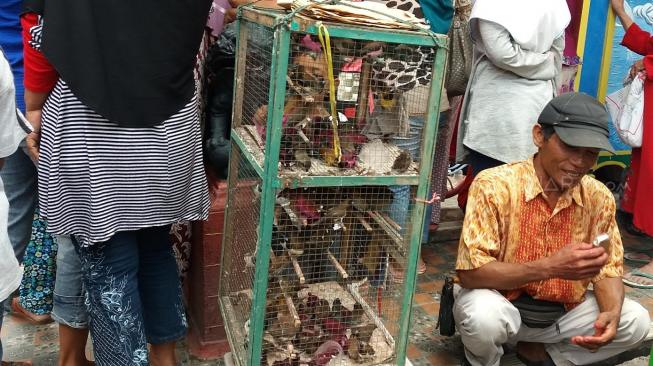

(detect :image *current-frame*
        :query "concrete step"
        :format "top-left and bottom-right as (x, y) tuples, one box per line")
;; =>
(440, 206), (464, 223)
(431, 220), (462, 243)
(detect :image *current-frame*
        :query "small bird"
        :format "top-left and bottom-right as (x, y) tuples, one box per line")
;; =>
(392, 149), (413, 172)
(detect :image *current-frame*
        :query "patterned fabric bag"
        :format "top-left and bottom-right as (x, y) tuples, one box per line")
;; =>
(18, 209), (58, 315)
(445, 0), (473, 96)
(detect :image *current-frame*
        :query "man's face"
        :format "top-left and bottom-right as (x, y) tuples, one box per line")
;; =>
(534, 125), (600, 192)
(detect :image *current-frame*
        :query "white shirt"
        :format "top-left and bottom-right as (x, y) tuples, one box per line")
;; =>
(457, 20), (564, 163)
(0, 50), (26, 302)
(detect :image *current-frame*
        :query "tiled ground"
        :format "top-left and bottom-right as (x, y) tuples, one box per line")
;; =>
(2, 222), (652, 365)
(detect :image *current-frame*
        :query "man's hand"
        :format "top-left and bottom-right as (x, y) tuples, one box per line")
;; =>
(543, 243), (608, 280)
(570, 311), (620, 351)
(629, 59), (645, 80)
(25, 109), (42, 162)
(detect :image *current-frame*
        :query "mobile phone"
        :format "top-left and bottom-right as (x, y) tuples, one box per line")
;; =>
(592, 233), (610, 250)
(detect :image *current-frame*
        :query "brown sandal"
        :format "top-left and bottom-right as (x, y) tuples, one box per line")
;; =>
(10, 297), (53, 325)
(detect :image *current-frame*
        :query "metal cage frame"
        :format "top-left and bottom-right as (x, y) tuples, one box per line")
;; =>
(219, 6), (448, 366)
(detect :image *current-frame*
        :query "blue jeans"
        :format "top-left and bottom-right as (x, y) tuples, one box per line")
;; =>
(51, 235), (88, 329)
(74, 226), (186, 366)
(0, 145), (37, 262)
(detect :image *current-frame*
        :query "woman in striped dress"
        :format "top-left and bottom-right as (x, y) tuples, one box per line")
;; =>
(22, 1), (212, 364)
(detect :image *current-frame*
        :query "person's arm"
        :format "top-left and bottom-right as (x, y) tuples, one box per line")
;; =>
(612, 0), (635, 32)
(21, 12), (58, 161)
(478, 20), (556, 80)
(571, 194), (625, 350)
(456, 174), (609, 290)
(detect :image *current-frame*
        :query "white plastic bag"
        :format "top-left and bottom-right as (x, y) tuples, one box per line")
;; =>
(605, 72), (645, 148)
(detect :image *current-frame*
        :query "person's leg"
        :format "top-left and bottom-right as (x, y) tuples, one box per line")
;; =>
(51, 235), (92, 366)
(517, 293), (650, 365)
(0, 147), (37, 263)
(75, 233), (149, 366)
(136, 226), (186, 366)
(453, 287), (521, 366)
(457, 149), (504, 211)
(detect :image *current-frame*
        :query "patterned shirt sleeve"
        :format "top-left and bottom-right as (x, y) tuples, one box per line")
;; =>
(591, 189), (624, 283)
(455, 174), (502, 270)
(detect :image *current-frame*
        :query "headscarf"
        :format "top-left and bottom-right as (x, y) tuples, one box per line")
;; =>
(470, 0), (571, 53)
(22, 0), (212, 127)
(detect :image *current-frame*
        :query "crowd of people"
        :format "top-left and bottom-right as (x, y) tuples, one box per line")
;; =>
(0, 0), (652, 365)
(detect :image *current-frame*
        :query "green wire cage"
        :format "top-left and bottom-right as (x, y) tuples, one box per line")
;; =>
(219, 5), (448, 365)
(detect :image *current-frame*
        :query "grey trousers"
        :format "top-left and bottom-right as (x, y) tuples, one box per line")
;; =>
(453, 287), (650, 366)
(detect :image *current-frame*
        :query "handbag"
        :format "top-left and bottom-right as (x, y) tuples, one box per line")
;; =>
(436, 276), (456, 336)
(445, 0), (473, 97)
(511, 294), (567, 329)
(605, 72), (645, 148)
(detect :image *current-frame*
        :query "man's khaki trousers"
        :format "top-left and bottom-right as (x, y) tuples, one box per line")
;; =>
(453, 288), (650, 365)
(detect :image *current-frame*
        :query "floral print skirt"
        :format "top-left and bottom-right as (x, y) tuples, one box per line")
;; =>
(18, 209), (58, 315)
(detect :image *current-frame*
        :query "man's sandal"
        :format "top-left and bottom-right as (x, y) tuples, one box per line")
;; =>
(622, 269), (653, 289)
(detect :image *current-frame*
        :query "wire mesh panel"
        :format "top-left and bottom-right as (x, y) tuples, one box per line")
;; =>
(225, 186), (416, 365)
(232, 22), (437, 177)
(220, 145), (263, 365)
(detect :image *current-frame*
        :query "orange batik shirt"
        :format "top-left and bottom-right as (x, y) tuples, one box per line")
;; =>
(456, 158), (624, 309)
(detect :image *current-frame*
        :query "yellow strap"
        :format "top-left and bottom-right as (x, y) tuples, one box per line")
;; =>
(317, 23), (342, 164)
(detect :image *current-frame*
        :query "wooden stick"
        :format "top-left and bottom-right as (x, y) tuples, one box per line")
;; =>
(355, 61), (372, 125)
(379, 212), (402, 232)
(347, 281), (395, 348)
(358, 216), (373, 232)
(327, 250), (349, 279)
(279, 280), (301, 327)
(289, 255), (305, 284)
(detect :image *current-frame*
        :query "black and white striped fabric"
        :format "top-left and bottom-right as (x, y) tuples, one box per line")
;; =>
(38, 80), (210, 247)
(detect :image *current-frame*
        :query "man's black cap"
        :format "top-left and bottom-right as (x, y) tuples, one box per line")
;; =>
(538, 92), (615, 153)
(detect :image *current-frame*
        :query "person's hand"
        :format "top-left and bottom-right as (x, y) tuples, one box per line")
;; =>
(224, 8), (238, 24)
(0, 158), (4, 171)
(629, 59), (645, 80)
(543, 243), (608, 280)
(25, 109), (42, 162)
(611, 0), (625, 13)
(571, 311), (620, 351)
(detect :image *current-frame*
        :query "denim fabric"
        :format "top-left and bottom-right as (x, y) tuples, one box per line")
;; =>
(0, 145), (37, 263)
(51, 235), (87, 329)
(74, 226), (187, 366)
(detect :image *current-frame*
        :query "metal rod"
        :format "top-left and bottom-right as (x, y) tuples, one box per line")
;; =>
(327, 250), (348, 279)
(346, 281), (395, 349)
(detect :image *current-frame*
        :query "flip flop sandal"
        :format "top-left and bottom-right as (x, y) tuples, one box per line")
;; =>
(624, 252), (652, 264)
(515, 352), (556, 366)
(622, 269), (653, 289)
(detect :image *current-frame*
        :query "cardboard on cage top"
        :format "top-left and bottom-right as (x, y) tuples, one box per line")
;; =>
(282, 0), (429, 31)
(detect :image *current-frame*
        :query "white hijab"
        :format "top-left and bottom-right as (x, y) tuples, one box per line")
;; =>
(470, 0), (571, 53)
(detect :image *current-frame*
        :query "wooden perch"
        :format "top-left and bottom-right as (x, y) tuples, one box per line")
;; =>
(289, 254), (305, 284)
(380, 212), (402, 232)
(279, 280), (301, 327)
(347, 280), (395, 348)
(358, 216), (373, 232)
(327, 250), (349, 279)
(367, 211), (406, 256)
